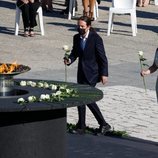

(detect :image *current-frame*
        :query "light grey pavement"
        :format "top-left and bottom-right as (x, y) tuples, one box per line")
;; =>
(0, 0), (158, 142)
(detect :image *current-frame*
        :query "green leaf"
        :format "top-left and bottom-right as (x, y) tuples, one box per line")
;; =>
(67, 123), (128, 137)
(142, 63), (149, 67)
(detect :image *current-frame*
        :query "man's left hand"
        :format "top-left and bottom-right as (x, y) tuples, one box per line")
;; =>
(101, 76), (108, 85)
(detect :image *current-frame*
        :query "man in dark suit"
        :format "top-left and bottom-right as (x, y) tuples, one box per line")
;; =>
(64, 16), (111, 134)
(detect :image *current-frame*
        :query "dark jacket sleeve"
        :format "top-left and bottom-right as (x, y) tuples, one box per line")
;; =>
(153, 48), (158, 68)
(68, 35), (79, 64)
(95, 33), (108, 77)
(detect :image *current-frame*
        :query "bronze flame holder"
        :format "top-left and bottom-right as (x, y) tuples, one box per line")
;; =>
(0, 65), (30, 97)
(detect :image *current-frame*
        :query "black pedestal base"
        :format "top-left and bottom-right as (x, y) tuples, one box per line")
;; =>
(0, 109), (66, 158)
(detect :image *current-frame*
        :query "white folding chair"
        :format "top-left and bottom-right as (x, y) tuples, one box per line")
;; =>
(93, 1), (99, 20)
(155, 0), (158, 5)
(68, 0), (99, 20)
(149, 0), (158, 5)
(68, 0), (76, 20)
(107, 0), (137, 36)
(15, 6), (44, 36)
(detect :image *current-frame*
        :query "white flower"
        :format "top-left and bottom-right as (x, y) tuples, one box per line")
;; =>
(17, 98), (25, 103)
(43, 82), (49, 88)
(28, 96), (36, 102)
(55, 90), (62, 96)
(40, 94), (50, 101)
(138, 51), (148, 93)
(26, 81), (36, 87)
(63, 45), (70, 52)
(50, 84), (57, 90)
(30, 81), (36, 87)
(45, 94), (50, 100)
(17, 80), (78, 104)
(27, 81), (33, 86)
(60, 85), (67, 90)
(66, 89), (71, 93)
(20, 81), (27, 86)
(51, 93), (56, 97)
(40, 94), (46, 100)
(138, 51), (143, 56)
(37, 82), (44, 88)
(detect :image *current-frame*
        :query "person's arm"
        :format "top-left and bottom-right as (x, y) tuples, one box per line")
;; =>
(101, 76), (108, 85)
(95, 34), (108, 85)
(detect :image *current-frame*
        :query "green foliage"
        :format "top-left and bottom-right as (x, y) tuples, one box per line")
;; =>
(67, 123), (128, 137)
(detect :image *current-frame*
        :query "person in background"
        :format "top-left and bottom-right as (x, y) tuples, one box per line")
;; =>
(140, 48), (158, 101)
(64, 16), (111, 134)
(82, 0), (96, 21)
(137, 0), (149, 7)
(16, 0), (40, 37)
(61, 0), (78, 15)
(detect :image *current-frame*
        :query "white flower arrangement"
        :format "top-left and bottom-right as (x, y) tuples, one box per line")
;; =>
(17, 80), (78, 105)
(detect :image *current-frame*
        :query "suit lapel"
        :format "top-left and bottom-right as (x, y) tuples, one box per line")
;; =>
(75, 35), (83, 55)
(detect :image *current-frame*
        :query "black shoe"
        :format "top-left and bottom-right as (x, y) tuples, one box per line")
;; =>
(97, 0), (101, 4)
(71, 128), (85, 135)
(70, 123), (86, 135)
(75, 6), (78, 12)
(75, 1), (78, 11)
(99, 124), (111, 135)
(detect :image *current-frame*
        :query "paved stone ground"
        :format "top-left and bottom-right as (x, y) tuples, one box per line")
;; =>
(67, 86), (158, 142)
(0, 0), (158, 142)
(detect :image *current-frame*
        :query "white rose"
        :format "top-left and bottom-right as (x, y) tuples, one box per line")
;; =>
(30, 82), (36, 87)
(45, 94), (50, 100)
(27, 81), (33, 86)
(17, 98), (25, 103)
(38, 82), (44, 88)
(20, 81), (27, 86)
(63, 45), (70, 52)
(28, 96), (36, 102)
(66, 89), (71, 93)
(138, 51), (143, 56)
(50, 84), (57, 90)
(55, 90), (62, 96)
(43, 82), (49, 88)
(60, 85), (66, 90)
(40, 94), (46, 100)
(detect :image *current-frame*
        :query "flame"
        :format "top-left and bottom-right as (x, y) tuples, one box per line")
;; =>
(0, 62), (19, 74)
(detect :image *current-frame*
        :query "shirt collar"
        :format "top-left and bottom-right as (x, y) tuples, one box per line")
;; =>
(80, 30), (89, 40)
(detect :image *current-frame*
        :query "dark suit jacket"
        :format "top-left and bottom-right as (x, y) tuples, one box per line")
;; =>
(69, 31), (108, 85)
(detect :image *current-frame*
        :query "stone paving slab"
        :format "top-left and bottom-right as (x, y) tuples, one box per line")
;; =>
(67, 86), (158, 142)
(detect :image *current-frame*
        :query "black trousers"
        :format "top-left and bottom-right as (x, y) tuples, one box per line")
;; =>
(17, 1), (40, 29)
(77, 74), (107, 129)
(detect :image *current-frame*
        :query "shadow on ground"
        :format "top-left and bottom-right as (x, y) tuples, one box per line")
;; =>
(67, 133), (158, 158)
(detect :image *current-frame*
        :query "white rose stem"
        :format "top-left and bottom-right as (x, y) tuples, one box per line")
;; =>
(65, 64), (67, 82)
(65, 52), (68, 82)
(139, 58), (147, 93)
